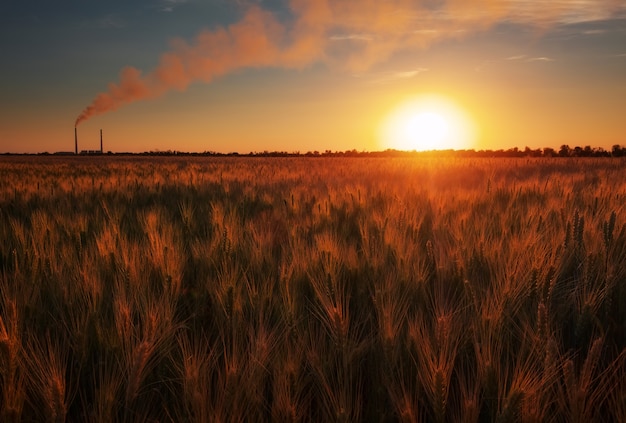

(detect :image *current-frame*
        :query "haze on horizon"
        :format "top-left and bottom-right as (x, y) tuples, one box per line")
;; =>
(1, 0), (625, 154)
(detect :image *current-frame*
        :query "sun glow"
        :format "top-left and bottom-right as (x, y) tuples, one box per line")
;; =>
(380, 95), (476, 151)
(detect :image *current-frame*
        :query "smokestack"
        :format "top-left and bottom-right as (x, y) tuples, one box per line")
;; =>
(74, 127), (78, 155)
(100, 129), (103, 153)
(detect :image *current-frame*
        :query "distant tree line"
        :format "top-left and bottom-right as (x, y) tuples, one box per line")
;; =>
(126, 144), (626, 158)
(8, 144), (626, 157)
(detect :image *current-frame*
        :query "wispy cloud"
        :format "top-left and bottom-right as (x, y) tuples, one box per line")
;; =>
(76, 0), (621, 124)
(477, 54), (554, 71)
(329, 34), (374, 41)
(158, 0), (189, 13)
(361, 68), (429, 84)
(582, 29), (607, 35)
(505, 0), (626, 25)
(412, 29), (440, 35)
(506, 55), (555, 62)
(527, 57), (554, 62)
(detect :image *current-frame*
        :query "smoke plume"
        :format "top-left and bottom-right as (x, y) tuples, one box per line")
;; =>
(75, 0), (623, 125)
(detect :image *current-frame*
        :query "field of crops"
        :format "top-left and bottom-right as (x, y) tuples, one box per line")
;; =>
(1, 155), (625, 422)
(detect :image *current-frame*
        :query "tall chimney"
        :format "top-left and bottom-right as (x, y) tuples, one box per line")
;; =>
(74, 127), (78, 155)
(100, 129), (103, 153)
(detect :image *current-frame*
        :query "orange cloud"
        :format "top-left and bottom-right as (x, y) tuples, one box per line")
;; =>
(75, 0), (624, 125)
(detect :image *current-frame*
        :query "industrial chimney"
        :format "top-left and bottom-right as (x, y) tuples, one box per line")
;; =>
(74, 127), (78, 155)
(100, 129), (103, 153)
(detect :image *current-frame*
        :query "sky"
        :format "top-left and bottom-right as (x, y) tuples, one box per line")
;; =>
(1, 0), (625, 154)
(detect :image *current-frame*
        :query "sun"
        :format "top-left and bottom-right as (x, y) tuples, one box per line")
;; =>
(405, 112), (449, 148)
(380, 95), (476, 151)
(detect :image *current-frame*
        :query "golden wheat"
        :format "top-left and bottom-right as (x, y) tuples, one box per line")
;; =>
(1, 155), (626, 421)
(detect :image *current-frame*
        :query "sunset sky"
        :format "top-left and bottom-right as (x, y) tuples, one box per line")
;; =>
(1, 0), (625, 153)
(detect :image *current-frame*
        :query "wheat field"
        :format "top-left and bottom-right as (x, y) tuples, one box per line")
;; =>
(1, 155), (625, 422)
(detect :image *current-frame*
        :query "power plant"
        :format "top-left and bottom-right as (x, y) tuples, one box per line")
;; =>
(74, 127), (104, 155)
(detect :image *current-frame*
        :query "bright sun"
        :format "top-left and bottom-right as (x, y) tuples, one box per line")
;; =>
(380, 95), (476, 151)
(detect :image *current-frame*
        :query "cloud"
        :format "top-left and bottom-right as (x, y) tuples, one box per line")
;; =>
(329, 34), (374, 41)
(582, 29), (607, 35)
(75, 0), (624, 125)
(503, 0), (625, 26)
(394, 69), (429, 78)
(506, 55), (527, 61)
(476, 53), (554, 72)
(157, 0), (189, 13)
(366, 68), (429, 84)
(507, 55), (555, 62)
(526, 57), (554, 62)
